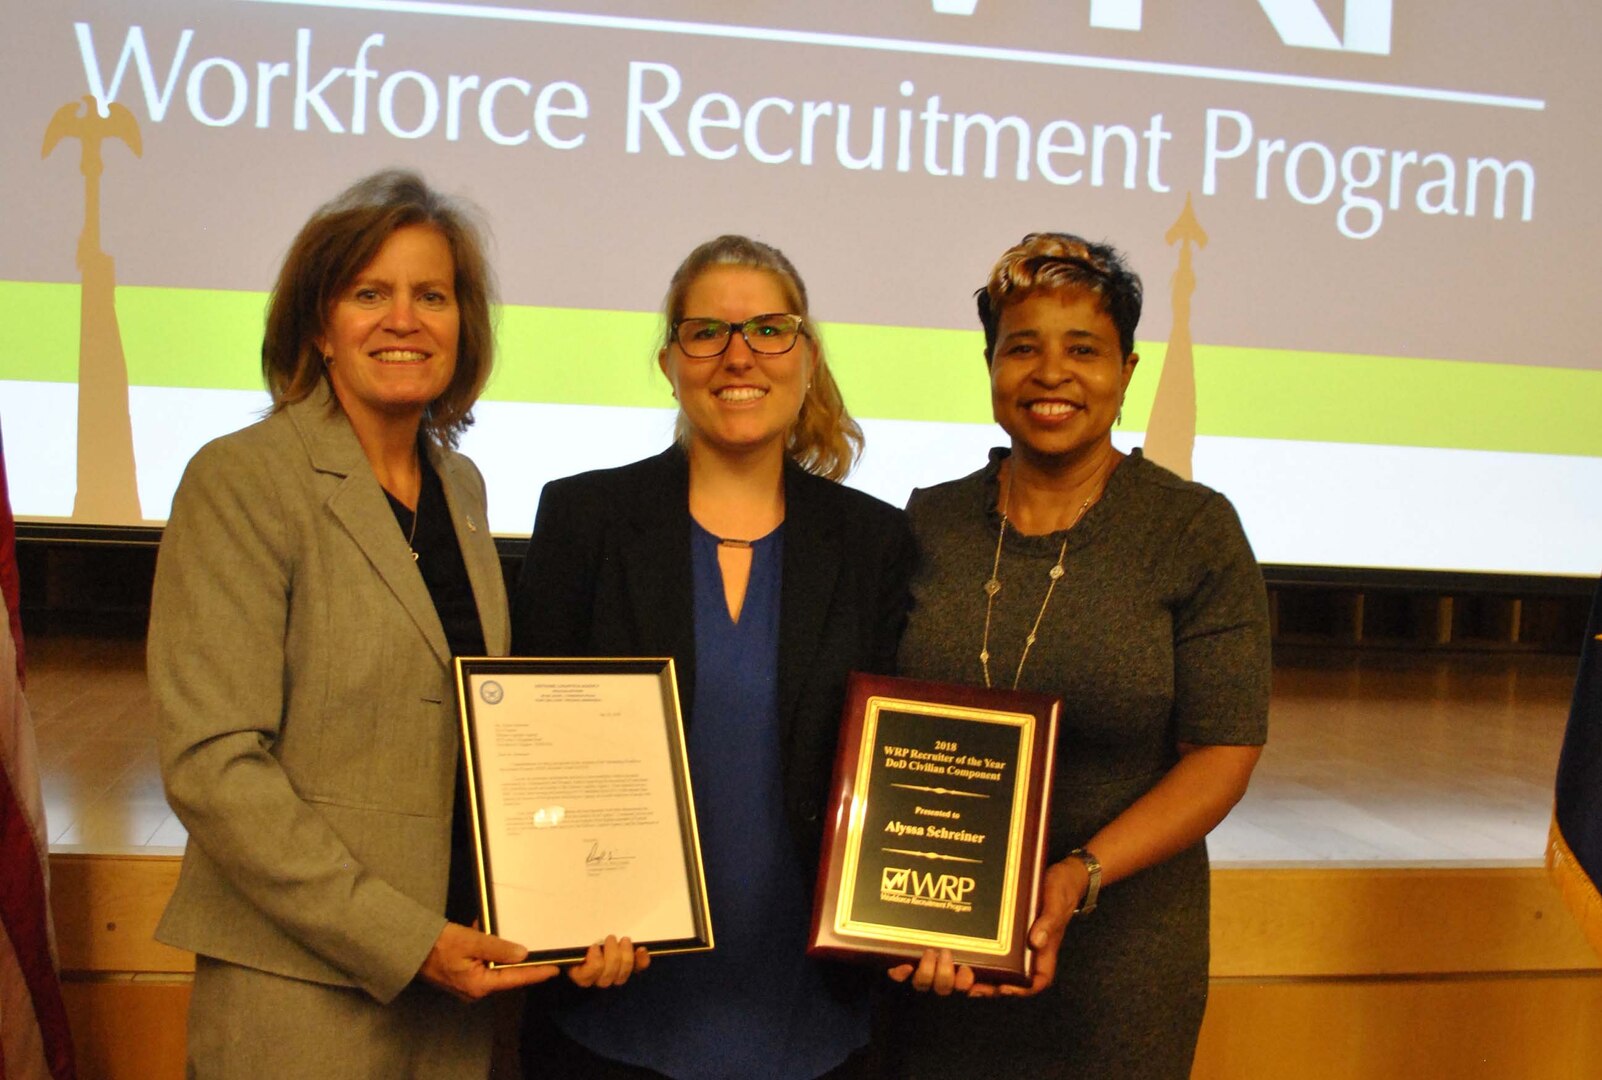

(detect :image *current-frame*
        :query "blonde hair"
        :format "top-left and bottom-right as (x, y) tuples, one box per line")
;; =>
(661, 235), (862, 481)
(978, 232), (1143, 362)
(262, 170), (496, 448)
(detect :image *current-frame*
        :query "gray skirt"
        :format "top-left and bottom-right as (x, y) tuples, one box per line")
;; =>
(186, 956), (495, 1080)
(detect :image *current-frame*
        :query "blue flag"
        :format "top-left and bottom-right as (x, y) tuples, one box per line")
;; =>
(1549, 578), (1602, 957)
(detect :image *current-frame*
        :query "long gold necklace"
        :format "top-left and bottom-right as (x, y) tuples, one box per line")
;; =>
(979, 465), (1092, 690)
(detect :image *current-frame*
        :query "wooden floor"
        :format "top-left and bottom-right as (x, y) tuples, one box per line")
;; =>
(1213, 646), (1574, 863)
(25, 632), (1602, 1080)
(25, 632), (1578, 864)
(31, 634), (186, 853)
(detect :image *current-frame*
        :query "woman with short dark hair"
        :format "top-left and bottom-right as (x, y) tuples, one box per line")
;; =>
(883, 232), (1270, 1079)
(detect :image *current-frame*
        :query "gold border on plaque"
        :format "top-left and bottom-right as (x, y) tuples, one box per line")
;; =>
(832, 695), (1035, 955)
(651, 657), (717, 957)
(455, 656), (714, 966)
(456, 659), (492, 940)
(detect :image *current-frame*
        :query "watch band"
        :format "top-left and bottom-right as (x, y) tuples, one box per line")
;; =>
(1068, 848), (1102, 916)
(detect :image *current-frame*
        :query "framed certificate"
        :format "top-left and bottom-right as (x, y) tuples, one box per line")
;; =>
(809, 673), (1059, 985)
(455, 657), (714, 966)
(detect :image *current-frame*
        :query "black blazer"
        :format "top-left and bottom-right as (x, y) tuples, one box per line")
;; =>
(512, 446), (916, 864)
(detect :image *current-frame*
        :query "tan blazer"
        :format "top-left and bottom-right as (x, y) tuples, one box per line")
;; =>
(149, 388), (508, 1004)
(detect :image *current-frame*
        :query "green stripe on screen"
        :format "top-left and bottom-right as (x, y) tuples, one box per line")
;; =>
(10, 280), (89, 380)
(121, 285), (268, 389)
(6, 281), (267, 388)
(492, 305), (668, 407)
(1157, 344), (1601, 455)
(4, 281), (1598, 457)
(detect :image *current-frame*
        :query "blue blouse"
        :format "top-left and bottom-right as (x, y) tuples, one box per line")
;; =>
(554, 520), (868, 1079)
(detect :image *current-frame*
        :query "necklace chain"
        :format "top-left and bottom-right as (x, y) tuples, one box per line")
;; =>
(979, 464), (1093, 690)
(406, 477), (422, 563)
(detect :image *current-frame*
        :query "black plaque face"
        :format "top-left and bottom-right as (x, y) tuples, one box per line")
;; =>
(810, 674), (1059, 983)
(834, 698), (1034, 956)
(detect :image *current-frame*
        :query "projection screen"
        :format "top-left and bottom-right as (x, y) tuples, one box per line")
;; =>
(2, 0), (1598, 577)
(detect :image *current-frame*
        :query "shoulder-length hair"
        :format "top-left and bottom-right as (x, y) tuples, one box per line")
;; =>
(262, 169), (496, 447)
(661, 234), (862, 481)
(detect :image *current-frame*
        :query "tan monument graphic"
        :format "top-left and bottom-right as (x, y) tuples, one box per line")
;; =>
(42, 96), (143, 523)
(1143, 194), (1207, 481)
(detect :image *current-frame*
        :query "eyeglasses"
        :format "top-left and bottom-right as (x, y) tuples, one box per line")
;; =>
(670, 314), (807, 358)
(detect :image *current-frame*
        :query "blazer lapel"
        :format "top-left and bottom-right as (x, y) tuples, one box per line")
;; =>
(289, 392), (451, 666)
(620, 448), (696, 708)
(777, 466), (842, 746)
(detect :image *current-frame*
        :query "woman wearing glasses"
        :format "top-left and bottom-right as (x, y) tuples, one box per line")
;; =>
(513, 235), (915, 1080)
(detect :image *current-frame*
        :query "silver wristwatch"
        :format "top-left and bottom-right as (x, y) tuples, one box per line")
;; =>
(1068, 848), (1102, 916)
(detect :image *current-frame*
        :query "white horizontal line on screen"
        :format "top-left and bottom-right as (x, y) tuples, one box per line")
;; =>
(239, 0), (1546, 112)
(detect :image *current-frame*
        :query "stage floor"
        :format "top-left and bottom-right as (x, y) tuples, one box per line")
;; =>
(26, 634), (1578, 864)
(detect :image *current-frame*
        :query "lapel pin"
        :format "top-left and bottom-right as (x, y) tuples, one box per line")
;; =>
(466, 515), (478, 532)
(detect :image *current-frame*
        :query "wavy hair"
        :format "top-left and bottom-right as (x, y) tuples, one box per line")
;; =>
(262, 169), (496, 447)
(978, 232), (1143, 362)
(660, 235), (862, 481)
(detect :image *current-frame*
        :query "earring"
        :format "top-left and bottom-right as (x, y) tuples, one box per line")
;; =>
(1116, 406), (1123, 426)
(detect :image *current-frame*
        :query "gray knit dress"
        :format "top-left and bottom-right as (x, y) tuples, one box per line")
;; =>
(882, 448), (1270, 1080)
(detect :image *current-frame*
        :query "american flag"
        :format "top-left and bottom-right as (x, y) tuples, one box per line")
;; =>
(0, 421), (76, 1079)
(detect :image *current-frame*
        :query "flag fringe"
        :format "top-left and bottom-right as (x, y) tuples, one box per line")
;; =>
(1547, 814), (1602, 960)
